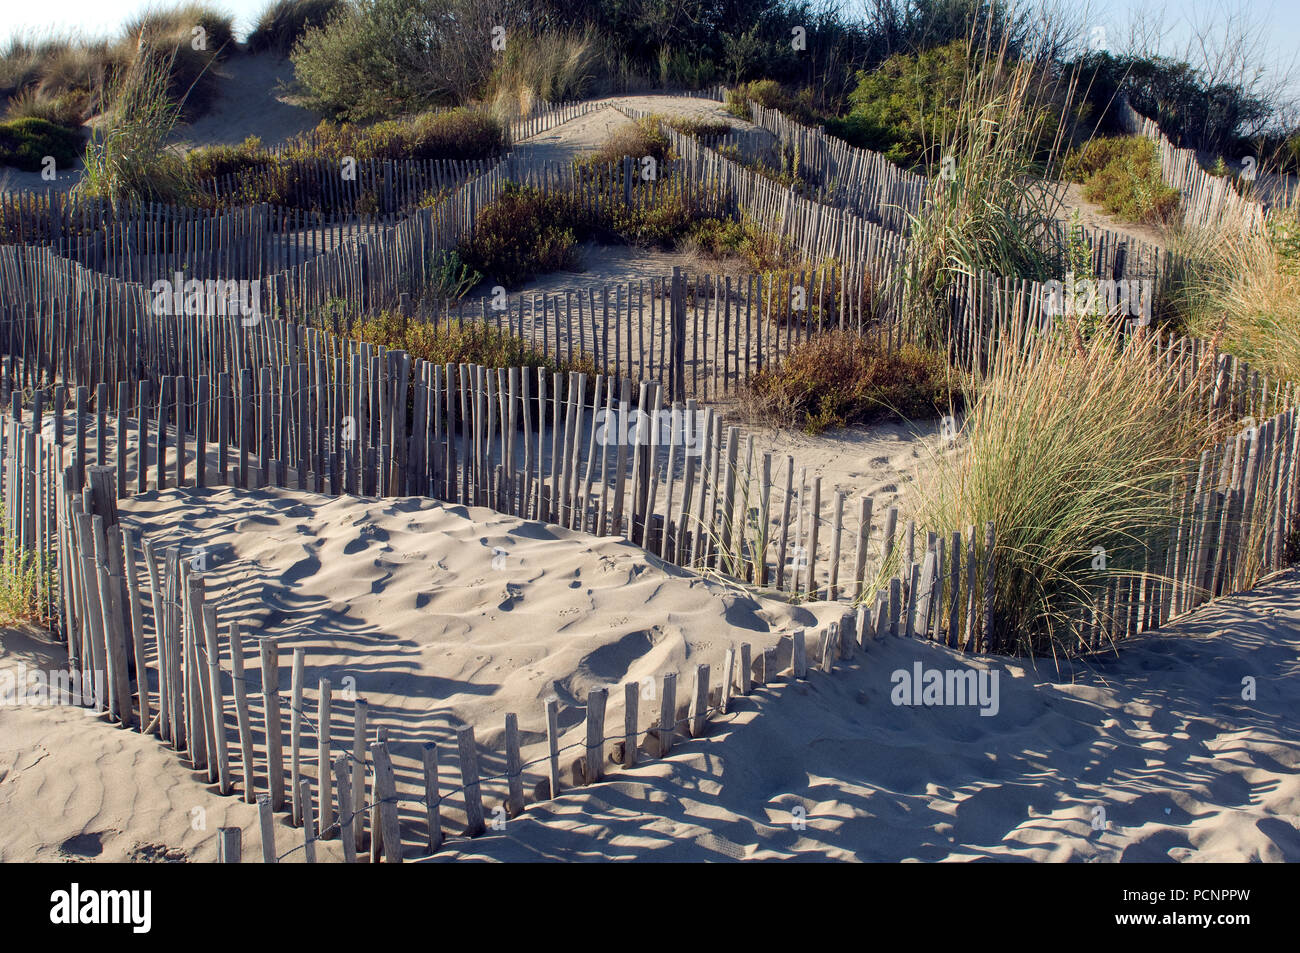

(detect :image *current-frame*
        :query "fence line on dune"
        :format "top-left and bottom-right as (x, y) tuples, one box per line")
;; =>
(0, 329), (1296, 858)
(0, 85), (1296, 649)
(1112, 97), (1272, 234)
(0, 374), (874, 864)
(2, 270), (1296, 663)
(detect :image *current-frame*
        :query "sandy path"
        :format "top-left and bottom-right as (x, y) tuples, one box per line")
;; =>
(435, 567), (1300, 862)
(512, 94), (772, 167)
(170, 52), (322, 150)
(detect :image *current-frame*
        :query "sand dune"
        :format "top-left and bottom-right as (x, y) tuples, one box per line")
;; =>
(435, 568), (1300, 862)
(2, 484), (1295, 862)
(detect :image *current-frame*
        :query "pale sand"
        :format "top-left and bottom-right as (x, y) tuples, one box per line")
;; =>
(2, 486), (1295, 862)
(169, 52), (322, 150)
(1, 486), (847, 863)
(512, 94), (771, 167)
(438, 568), (1300, 862)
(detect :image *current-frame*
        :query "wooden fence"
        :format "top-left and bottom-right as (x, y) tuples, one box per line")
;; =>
(2, 406), (874, 862)
(1114, 97), (1268, 235)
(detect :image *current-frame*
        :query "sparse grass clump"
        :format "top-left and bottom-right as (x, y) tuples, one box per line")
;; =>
(0, 550), (42, 628)
(248, 0), (344, 56)
(322, 307), (596, 381)
(663, 116), (732, 140)
(1063, 135), (1180, 225)
(3, 86), (91, 127)
(0, 5), (231, 129)
(685, 214), (797, 271)
(0, 117), (83, 171)
(916, 327), (1211, 656)
(717, 141), (815, 194)
(745, 331), (953, 435)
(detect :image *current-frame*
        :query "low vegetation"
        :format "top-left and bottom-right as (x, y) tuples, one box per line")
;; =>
(744, 331), (954, 435)
(459, 184), (587, 287)
(458, 170), (734, 288)
(187, 108), (505, 181)
(0, 546), (43, 628)
(1062, 136), (1180, 225)
(583, 117), (675, 168)
(0, 117), (83, 172)
(318, 306), (596, 380)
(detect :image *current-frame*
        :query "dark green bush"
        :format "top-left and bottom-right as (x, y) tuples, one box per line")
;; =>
(0, 116), (82, 171)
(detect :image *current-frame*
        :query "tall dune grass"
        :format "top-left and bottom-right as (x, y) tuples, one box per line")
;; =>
(915, 325), (1214, 657)
(1166, 203), (1300, 385)
(490, 29), (611, 119)
(78, 50), (198, 205)
(902, 25), (1075, 344)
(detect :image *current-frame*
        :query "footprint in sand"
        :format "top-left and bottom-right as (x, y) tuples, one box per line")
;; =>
(498, 583), (524, 611)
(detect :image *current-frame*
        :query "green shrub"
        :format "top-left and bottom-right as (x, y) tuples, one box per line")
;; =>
(426, 249), (481, 301)
(837, 40), (970, 168)
(291, 0), (483, 120)
(459, 184), (590, 288)
(248, 0), (344, 56)
(1063, 135), (1180, 225)
(0, 116), (82, 171)
(745, 331), (953, 435)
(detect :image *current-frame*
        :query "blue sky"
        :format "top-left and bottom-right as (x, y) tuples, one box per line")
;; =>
(3, 0), (1296, 98)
